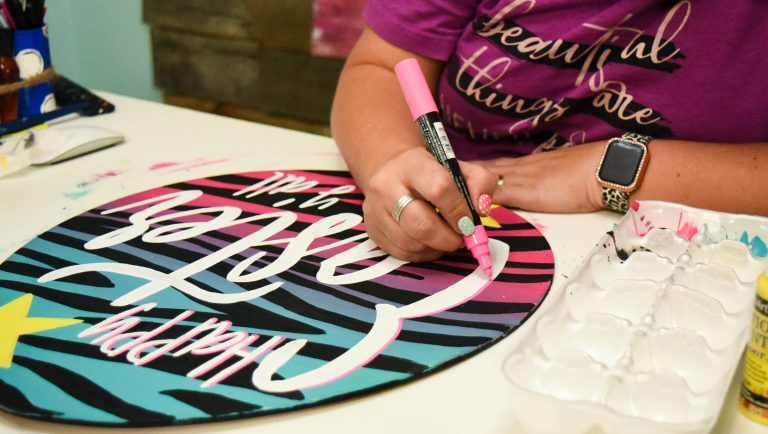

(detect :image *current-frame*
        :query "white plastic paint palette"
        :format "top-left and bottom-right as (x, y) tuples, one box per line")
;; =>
(503, 201), (768, 434)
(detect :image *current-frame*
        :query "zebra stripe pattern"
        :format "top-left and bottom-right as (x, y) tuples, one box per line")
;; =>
(0, 170), (554, 426)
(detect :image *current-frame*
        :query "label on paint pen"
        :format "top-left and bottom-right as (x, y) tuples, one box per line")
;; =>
(416, 113), (454, 170)
(433, 122), (455, 160)
(415, 113), (479, 221)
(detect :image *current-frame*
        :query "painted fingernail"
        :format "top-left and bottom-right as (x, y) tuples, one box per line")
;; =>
(477, 193), (492, 216)
(458, 216), (475, 236)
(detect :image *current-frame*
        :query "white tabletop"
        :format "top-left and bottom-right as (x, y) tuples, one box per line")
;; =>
(0, 93), (762, 434)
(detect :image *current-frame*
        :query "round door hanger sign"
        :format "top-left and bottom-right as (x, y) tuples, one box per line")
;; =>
(0, 170), (554, 426)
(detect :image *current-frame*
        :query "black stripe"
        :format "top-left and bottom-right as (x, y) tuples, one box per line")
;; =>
(19, 335), (305, 401)
(448, 300), (535, 315)
(10, 249), (114, 288)
(741, 385), (768, 407)
(160, 389), (260, 417)
(0, 378), (60, 418)
(13, 356), (175, 425)
(493, 273), (554, 284)
(504, 261), (554, 270)
(396, 330), (492, 348)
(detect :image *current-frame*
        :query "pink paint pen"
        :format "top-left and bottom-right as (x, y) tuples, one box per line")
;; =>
(394, 58), (492, 278)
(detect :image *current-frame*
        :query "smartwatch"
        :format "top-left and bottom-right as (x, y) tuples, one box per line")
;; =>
(595, 132), (651, 213)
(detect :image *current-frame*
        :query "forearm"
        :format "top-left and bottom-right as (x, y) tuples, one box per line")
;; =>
(330, 28), (441, 194)
(331, 64), (419, 193)
(476, 138), (768, 216)
(635, 140), (768, 216)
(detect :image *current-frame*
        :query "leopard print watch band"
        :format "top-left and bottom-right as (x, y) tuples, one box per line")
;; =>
(601, 187), (630, 213)
(620, 132), (651, 146)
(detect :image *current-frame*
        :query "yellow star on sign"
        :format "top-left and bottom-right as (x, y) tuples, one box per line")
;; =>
(0, 293), (82, 369)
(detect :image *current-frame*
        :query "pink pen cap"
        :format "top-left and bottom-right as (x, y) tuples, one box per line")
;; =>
(394, 58), (438, 121)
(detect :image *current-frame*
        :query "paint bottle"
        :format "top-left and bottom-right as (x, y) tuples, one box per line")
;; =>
(0, 28), (19, 123)
(739, 272), (768, 424)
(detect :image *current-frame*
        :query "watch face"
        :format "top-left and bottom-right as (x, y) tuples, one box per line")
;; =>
(598, 140), (646, 188)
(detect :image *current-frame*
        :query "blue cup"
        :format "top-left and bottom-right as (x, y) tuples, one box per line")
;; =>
(14, 26), (57, 117)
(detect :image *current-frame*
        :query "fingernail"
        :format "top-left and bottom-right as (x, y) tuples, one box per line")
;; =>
(458, 216), (475, 236)
(477, 193), (492, 216)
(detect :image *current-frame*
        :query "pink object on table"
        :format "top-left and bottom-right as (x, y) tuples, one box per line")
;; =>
(311, 0), (366, 59)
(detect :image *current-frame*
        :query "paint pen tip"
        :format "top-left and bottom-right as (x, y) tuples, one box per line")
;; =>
(483, 266), (492, 279)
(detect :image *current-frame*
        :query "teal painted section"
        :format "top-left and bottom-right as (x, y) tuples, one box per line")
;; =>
(45, 1), (162, 102)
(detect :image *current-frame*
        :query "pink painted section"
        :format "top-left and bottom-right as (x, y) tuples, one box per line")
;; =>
(146, 158), (230, 173)
(341, 198), (364, 206)
(501, 266), (553, 275)
(475, 281), (551, 304)
(509, 249), (555, 263)
(526, 217), (548, 232)
(188, 335), (258, 377)
(147, 162), (179, 171)
(490, 207), (529, 224)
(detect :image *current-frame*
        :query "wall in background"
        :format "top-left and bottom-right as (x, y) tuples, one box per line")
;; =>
(45, 0), (162, 102)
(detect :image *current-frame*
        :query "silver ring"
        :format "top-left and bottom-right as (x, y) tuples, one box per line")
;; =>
(391, 195), (416, 222)
(497, 175), (504, 186)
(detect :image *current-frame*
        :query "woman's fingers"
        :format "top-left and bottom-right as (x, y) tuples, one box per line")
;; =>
(362, 147), (496, 262)
(407, 153), (497, 237)
(364, 149), (457, 261)
(407, 161), (474, 237)
(475, 144), (605, 213)
(397, 195), (464, 252)
(362, 192), (444, 262)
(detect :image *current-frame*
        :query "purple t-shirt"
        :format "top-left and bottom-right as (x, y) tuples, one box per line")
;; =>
(365, 1), (768, 160)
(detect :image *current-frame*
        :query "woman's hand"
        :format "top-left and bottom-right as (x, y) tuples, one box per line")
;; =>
(475, 142), (606, 213)
(362, 147), (498, 262)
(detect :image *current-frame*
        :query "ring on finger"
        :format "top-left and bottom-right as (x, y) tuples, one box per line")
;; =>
(391, 194), (416, 223)
(497, 174), (504, 187)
